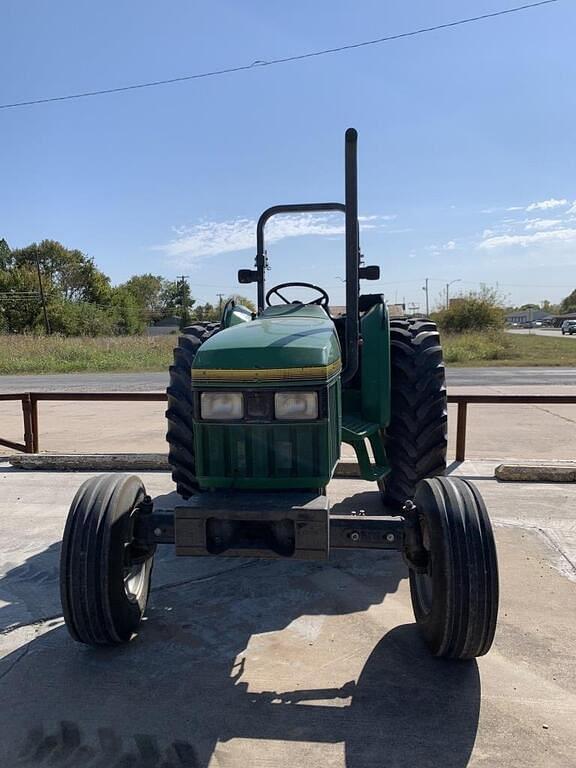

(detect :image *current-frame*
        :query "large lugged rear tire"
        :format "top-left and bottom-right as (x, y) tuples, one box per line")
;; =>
(166, 325), (217, 499)
(409, 477), (499, 659)
(60, 474), (154, 646)
(380, 318), (447, 507)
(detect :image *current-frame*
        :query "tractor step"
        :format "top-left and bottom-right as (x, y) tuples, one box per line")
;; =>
(342, 413), (390, 482)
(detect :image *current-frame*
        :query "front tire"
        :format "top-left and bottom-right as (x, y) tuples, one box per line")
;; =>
(409, 477), (499, 659)
(380, 318), (447, 507)
(60, 474), (154, 646)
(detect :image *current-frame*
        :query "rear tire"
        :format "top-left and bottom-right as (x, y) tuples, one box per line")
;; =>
(379, 318), (447, 507)
(409, 477), (499, 659)
(60, 474), (154, 646)
(166, 325), (217, 499)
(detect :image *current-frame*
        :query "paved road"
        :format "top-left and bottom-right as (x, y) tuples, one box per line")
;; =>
(508, 328), (576, 338)
(1, 366), (576, 392)
(446, 367), (576, 386)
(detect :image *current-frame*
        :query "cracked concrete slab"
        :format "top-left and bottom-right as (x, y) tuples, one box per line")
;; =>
(0, 465), (575, 767)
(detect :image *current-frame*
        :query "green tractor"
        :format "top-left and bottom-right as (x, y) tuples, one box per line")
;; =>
(60, 129), (498, 659)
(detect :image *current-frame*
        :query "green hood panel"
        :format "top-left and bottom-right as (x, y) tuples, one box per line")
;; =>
(193, 305), (341, 376)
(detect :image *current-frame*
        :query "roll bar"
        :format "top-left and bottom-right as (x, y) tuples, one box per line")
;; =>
(246, 128), (361, 384)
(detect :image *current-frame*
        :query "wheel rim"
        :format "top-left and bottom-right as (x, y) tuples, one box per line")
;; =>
(123, 561), (147, 602)
(413, 516), (433, 615)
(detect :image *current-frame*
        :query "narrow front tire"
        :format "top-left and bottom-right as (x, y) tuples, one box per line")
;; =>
(409, 477), (499, 659)
(60, 474), (154, 646)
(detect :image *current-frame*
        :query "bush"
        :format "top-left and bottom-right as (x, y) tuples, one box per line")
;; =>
(46, 301), (117, 336)
(433, 286), (505, 333)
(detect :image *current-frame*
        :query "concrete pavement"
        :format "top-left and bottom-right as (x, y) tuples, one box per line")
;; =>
(0, 465), (575, 767)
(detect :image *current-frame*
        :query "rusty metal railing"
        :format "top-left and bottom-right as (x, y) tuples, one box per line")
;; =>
(1, 391), (576, 462)
(449, 393), (576, 461)
(0, 393), (35, 453)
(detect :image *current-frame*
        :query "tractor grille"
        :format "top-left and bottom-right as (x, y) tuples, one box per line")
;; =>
(194, 382), (341, 488)
(195, 423), (329, 482)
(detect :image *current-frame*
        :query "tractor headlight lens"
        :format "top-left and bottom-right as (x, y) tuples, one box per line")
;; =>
(274, 392), (318, 420)
(201, 392), (244, 420)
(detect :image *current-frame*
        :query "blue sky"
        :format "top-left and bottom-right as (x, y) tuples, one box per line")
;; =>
(2, 0), (575, 310)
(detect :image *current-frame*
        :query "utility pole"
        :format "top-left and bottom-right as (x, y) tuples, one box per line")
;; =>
(216, 293), (225, 313)
(35, 250), (51, 334)
(176, 275), (190, 329)
(422, 278), (429, 317)
(445, 278), (462, 310)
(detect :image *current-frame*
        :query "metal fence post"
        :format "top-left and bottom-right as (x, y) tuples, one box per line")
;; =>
(455, 401), (468, 462)
(21, 394), (34, 453)
(31, 395), (39, 453)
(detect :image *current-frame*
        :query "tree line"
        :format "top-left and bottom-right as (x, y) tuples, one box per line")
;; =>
(0, 239), (253, 336)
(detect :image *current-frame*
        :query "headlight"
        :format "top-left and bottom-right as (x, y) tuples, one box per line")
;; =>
(201, 392), (244, 420)
(274, 392), (318, 420)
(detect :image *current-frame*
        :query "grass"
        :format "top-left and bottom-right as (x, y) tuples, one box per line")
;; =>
(0, 334), (175, 375)
(0, 330), (575, 375)
(443, 330), (576, 367)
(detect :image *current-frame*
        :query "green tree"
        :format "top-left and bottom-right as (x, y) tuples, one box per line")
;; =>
(193, 302), (218, 322)
(541, 299), (559, 314)
(0, 262), (42, 333)
(160, 278), (196, 327)
(560, 289), (576, 314)
(109, 287), (146, 335)
(8, 240), (111, 304)
(119, 274), (164, 313)
(0, 238), (10, 267)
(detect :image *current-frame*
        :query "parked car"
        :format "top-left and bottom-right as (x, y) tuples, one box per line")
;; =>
(561, 320), (576, 335)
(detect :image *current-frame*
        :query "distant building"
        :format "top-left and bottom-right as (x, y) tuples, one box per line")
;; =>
(505, 310), (550, 325)
(553, 312), (576, 327)
(147, 316), (181, 336)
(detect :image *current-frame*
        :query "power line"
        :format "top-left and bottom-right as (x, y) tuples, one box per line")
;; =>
(0, 0), (561, 111)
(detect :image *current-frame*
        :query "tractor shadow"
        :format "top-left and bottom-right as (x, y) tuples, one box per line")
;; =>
(0, 490), (481, 768)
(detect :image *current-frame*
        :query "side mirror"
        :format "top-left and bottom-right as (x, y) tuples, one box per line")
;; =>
(238, 269), (258, 284)
(359, 265), (380, 280)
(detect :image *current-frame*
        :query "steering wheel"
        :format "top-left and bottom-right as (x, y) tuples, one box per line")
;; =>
(265, 282), (330, 308)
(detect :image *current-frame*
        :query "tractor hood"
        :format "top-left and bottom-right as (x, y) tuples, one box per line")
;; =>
(192, 305), (341, 384)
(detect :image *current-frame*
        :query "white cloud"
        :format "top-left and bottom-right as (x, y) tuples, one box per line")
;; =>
(524, 219), (563, 231)
(359, 213), (396, 222)
(505, 205), (525, 211)
(479, 228), (576, 250)
(567, 202), (576, 215)
(443, 240), (456, 250)
(156, 212), (393, 261)
(525, 198), (568, 212)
